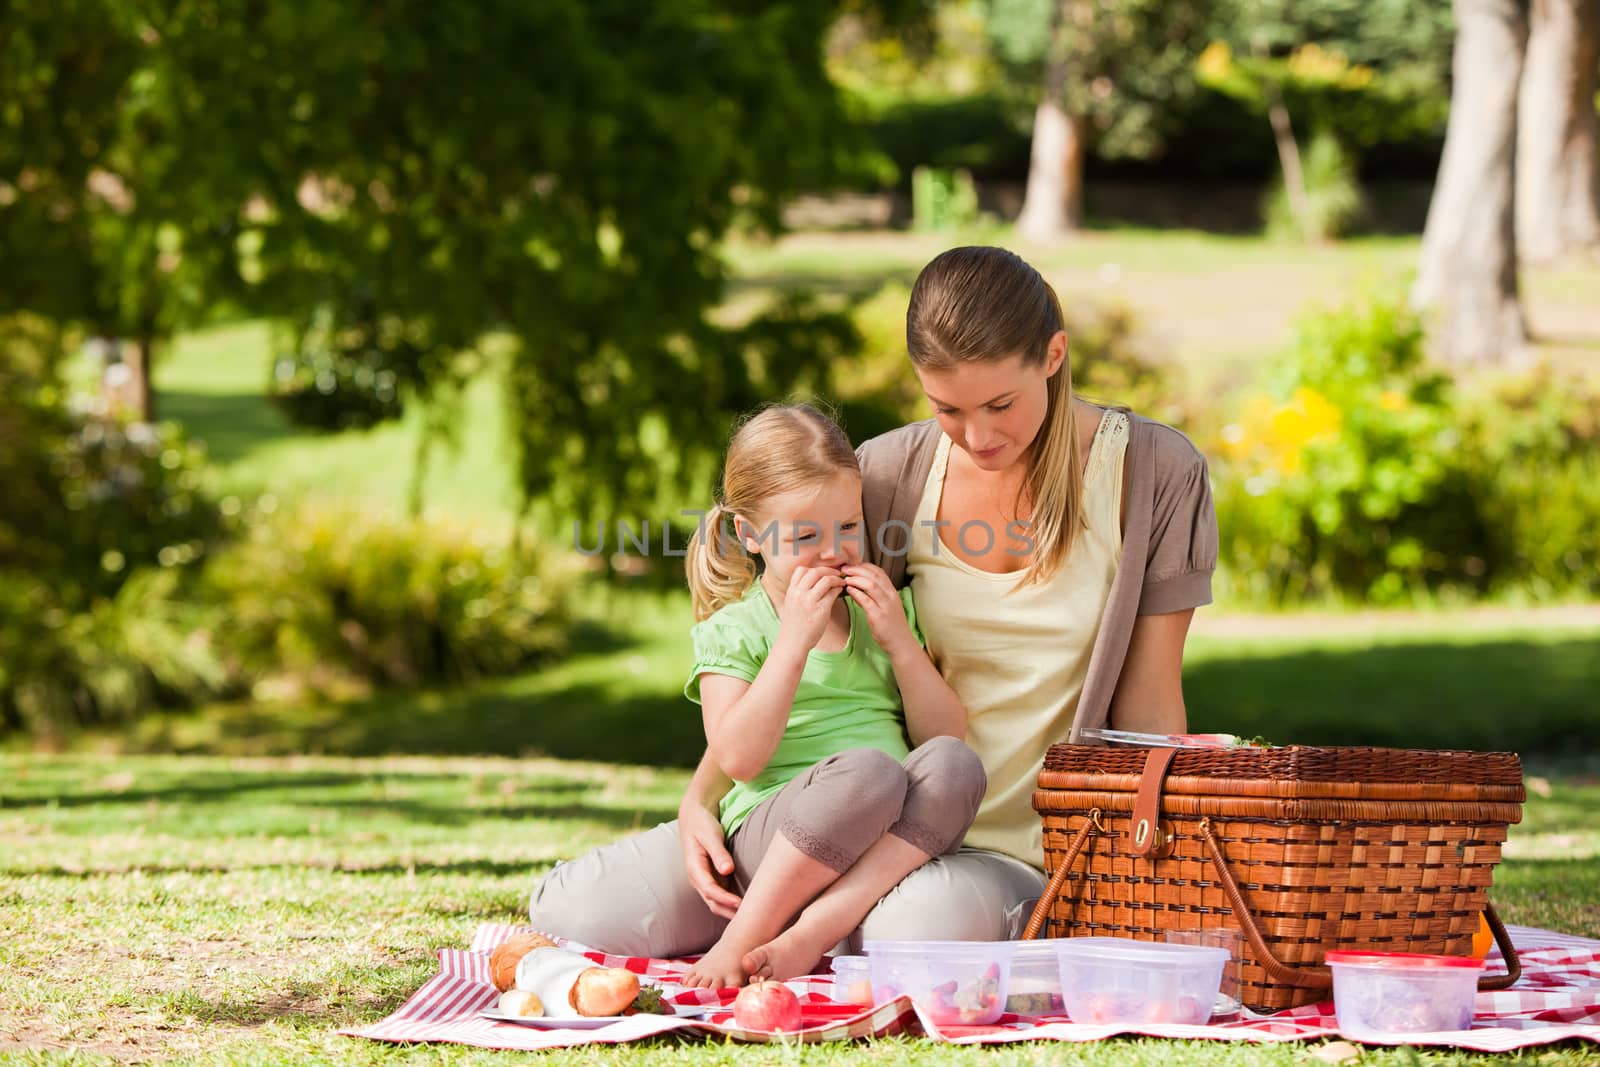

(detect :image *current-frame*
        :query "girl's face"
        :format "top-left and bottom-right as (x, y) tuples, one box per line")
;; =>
(913, 333), (1067, 473)
(736, 472), (864, 593)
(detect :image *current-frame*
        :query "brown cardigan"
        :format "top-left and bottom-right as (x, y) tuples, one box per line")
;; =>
(856, 414), (1218, 740)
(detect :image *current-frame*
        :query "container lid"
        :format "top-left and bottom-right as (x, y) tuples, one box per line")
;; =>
(1053, 936), (1229, 964)
(1324, 950), (1485, 970)
(863, 939), (1015, 959)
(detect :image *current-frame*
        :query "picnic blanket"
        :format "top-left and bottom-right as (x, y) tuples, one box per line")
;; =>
(341, 922), (1600, 1051)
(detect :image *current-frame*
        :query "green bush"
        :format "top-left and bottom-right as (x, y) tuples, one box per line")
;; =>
(1213, 294), (1600, 606)
(1263, 129), (1364, 242)
(268, 301), (426, 432)
(199, 504), (574, 701)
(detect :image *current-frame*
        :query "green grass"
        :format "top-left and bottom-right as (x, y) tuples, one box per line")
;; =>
(2, 751), (1595, 1065)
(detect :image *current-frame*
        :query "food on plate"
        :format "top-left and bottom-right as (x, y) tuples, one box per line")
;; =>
(490, 932), (558, 992)
(510, 945), (641, 1017)
(732, 979), (803, 1032)
(496, 988), (545, 1017)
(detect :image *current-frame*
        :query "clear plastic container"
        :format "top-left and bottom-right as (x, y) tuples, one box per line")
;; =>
(1326, 951), (1483, 1039)
(863, 939), (1014, 1025)
(1054, 937), (1228, 1025)
(829, 955), (873, 1006)
(1003, 940), (1065, 1015)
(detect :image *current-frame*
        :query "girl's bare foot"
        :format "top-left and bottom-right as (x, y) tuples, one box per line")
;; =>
(740, 920), (832, 982)
(681, 939), (751, 989)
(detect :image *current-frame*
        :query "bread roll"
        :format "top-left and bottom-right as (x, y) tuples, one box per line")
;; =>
(490, 931), (558, 992)
(497, 988), (545, 1017)
(514, 945), (640, 1017)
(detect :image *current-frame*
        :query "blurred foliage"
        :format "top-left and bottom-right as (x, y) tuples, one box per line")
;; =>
(198, 504), (574, 702)
(832, 281), (1183, 442)
(1213, 293), (1600, 606)
(1, 0), (922, 535)
(1263, 127), (1365, 242)
(267, 297), (425, 432)
(987, 0), (1216, 163)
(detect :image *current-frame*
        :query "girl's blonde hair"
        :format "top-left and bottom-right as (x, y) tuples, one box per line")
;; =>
(686, 403), (859, 621)
(906, 245), (1082, 587)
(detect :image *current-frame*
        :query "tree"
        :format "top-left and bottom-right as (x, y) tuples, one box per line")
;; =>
(991, 0), (1214, 241)
(1414, 0), (1530, 368)
(0, 1), (253, 422)
(1516, 0), (1600, 262)
(4, 1), (897, 526)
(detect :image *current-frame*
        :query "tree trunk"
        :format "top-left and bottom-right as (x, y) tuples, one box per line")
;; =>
(1016, 0), (1084, 241)
(1414, 0), (1531, 368)
(1017, 102), (1085, 240)
(1516, 0), (1600, 262)
(126, 335), (156, 422)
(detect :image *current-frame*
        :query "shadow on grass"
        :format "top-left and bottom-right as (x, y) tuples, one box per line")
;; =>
(0, 770), (592, 810)
(1184, 634), (1600, 754)
(2, 856), (617, 879)
(159, 390), (297, 467)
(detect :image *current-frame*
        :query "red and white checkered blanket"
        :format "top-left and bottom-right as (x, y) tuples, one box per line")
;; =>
(341, 923), (1600, 1051)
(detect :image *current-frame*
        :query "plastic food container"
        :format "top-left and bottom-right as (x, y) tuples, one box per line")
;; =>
(829, 955), (873, 1006)
(1054, 937), (1228, 1025)
(1326, 951), (1483, 1039)
(863, 940), (1014, 1025)
(1004, 940), (1065, 1015)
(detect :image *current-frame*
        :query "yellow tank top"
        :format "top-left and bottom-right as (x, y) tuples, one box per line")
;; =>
(906, 409), (1128, 868)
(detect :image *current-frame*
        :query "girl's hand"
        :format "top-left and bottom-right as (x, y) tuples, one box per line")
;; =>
(843, 563), (918, 661)
(679, 802), (741, 920)
(775, 565), (844, 653)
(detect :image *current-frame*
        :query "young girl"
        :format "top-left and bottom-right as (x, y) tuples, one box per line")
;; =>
(678, 403), (985, 988)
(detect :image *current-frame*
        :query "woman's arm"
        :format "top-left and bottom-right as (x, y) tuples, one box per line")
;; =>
(677, 750), (741, 919)
(1106, 608), (1194, 733)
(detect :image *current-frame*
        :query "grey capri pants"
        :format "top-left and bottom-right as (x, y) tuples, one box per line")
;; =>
(528, 735), (1047, 957)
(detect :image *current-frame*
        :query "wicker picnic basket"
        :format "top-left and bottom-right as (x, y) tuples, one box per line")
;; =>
(1024, 744), (1526, 1012)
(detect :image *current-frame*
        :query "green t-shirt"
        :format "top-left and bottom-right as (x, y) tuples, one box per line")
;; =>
(685, 581), (923, 835)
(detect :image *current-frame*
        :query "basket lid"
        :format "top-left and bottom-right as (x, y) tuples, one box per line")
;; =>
(1324, 950), (1484, 970)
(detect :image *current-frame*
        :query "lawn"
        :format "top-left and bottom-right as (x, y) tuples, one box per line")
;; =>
(2, 750), (1595, 1065)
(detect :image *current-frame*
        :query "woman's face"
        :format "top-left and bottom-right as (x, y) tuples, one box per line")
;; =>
(913, 332), (1068, 473)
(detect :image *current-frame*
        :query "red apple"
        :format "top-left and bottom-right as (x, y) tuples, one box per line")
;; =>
(732, 979), (803, 1032)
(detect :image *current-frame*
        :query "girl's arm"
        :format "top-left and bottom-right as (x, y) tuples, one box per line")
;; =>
(843, 563), (967, 745)
(700, 566), (843, 781)
(678, 751), (741, 919)
(1107, 608), (1193, 732)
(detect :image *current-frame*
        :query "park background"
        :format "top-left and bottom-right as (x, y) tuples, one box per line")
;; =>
(2, 1), (1598, 1063)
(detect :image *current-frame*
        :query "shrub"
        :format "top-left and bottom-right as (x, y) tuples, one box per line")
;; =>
(1212, 293), (1490, 605)
(199, 504), (574, 701)
(1263, 129), (1365, 242)
(1213, 294), (1600, 606)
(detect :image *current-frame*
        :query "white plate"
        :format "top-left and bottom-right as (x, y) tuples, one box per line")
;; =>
(480, 1005), (710, 1030)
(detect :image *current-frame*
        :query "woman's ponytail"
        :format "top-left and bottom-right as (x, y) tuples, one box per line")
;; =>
(685, 502), (757, 621)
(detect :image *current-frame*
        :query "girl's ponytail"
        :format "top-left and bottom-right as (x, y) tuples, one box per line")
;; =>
(686, 501), (757, 621)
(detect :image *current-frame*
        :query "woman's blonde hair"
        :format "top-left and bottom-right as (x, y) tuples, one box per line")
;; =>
(686, 403), (859, 621)
(906, 246), (1082, 587)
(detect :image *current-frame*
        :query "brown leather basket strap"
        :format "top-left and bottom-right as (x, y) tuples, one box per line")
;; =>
(1022, 810), (1102, 941)
(1130, 747), (1178, 859)
(1197, 817), (1331, 991)
(1479, 902), (1521, 990)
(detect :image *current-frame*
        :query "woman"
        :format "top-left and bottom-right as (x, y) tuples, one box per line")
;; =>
(528, 245), (1216, 962)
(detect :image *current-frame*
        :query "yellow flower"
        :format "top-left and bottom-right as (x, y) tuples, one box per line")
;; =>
(1378, 389), (1408, 412)
(1197, 41), (1233, 83)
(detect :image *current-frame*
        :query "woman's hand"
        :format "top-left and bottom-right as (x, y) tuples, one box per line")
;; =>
(843, 563), (919, 661)
(679, 797), (741, 920)
(774, 565), (844, 654)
